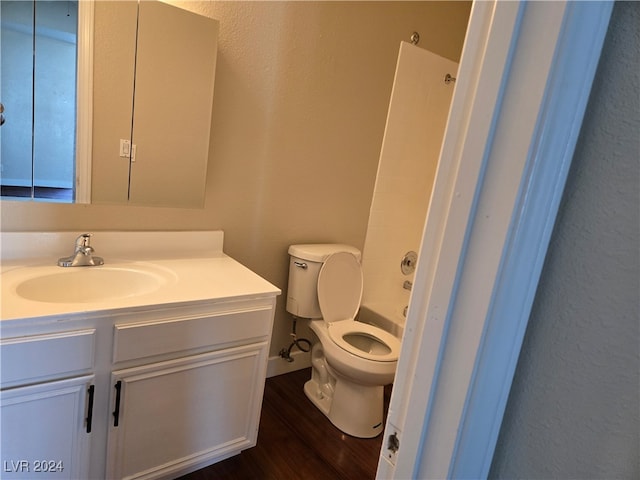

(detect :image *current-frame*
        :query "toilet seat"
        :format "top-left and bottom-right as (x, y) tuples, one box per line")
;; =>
(328, 320), (399, 362)
(317, 252), (399, 362)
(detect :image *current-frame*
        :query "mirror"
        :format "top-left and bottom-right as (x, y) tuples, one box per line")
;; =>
(0, 0), (79, 202)
(0, 0), (219, 208)
(92, 1), (219, 207)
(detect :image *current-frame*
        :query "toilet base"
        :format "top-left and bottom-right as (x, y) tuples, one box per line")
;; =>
(304, 379), (332, 416)
(304, 377), (384, 438)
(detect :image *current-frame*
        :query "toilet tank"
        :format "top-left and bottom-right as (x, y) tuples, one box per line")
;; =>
(286, 244), (361, 319)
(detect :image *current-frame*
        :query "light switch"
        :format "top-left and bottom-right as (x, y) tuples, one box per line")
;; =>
(119, 139), (131, 158)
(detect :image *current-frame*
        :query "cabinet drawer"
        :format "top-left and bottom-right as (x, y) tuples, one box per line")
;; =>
(113, 306), (273, 363)
(1, 329), (96, 388)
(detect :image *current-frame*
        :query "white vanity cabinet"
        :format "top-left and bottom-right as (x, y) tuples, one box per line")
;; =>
(1, 232), (281, 480)
(1, 300), (276, 480)
(0, 330), (97, 480)
(106, 302), (276, 479)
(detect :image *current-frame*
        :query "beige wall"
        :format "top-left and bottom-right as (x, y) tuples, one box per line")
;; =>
(0, 1), (470, 358)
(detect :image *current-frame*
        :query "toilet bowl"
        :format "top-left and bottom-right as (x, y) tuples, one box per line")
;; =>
(322, 319), (399, 384)
(286, 245), (401, 438)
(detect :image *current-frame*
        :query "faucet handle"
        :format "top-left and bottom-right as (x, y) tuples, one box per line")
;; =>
(75, 233), (92, 248)
(74, 233), (96, 256)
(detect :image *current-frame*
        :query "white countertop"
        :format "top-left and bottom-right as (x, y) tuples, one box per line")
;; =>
(0, 231), (281, 322)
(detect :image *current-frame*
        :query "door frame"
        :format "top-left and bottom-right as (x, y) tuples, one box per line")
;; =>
(378, 1), (613, 478)
(75, 0), (93, 204)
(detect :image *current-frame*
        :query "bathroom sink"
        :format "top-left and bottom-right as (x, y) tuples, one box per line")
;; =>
(14, 265), (173, 304)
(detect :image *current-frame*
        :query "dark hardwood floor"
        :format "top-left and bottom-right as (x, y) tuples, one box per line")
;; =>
(178, 368), (389, 480)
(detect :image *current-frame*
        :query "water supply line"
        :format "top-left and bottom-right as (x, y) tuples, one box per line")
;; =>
(279, 316), (311, 362)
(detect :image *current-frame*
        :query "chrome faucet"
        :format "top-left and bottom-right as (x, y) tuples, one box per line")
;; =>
(58, 233), (104, 267)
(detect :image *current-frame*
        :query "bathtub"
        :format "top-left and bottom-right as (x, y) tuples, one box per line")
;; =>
(357, 304), (405, 339)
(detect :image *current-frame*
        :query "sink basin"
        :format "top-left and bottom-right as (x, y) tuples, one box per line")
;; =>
(14, 266), (173, 304)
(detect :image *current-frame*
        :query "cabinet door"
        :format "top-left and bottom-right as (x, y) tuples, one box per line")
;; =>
(107, 342), (268, 480)
(1, 375), (95, 480)
(128, 1), (218, 207)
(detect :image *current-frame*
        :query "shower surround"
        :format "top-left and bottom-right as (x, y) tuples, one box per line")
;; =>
(362, 42), (458, 329)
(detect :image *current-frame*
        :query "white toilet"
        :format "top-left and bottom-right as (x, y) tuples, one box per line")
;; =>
(286, 244), (401, 438)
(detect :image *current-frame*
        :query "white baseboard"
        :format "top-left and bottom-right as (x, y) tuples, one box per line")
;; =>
(266, 350), (311, 378)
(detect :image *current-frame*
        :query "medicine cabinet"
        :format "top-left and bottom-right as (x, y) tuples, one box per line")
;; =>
(91, 1), (219, 207)
(0, 0), (218, 207)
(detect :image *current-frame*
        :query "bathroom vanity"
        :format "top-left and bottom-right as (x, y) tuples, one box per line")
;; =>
(0, 231), (280, 480)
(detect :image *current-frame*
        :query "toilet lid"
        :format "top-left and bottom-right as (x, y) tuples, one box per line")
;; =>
(317, 252), (363, 323)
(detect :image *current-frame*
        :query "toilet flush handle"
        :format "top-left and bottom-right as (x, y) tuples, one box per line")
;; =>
(294, 261), (308, 270)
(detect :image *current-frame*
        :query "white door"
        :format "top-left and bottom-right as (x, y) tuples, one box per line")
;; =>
(0, 375), (94, 480)
(378, 1), (614, 478)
